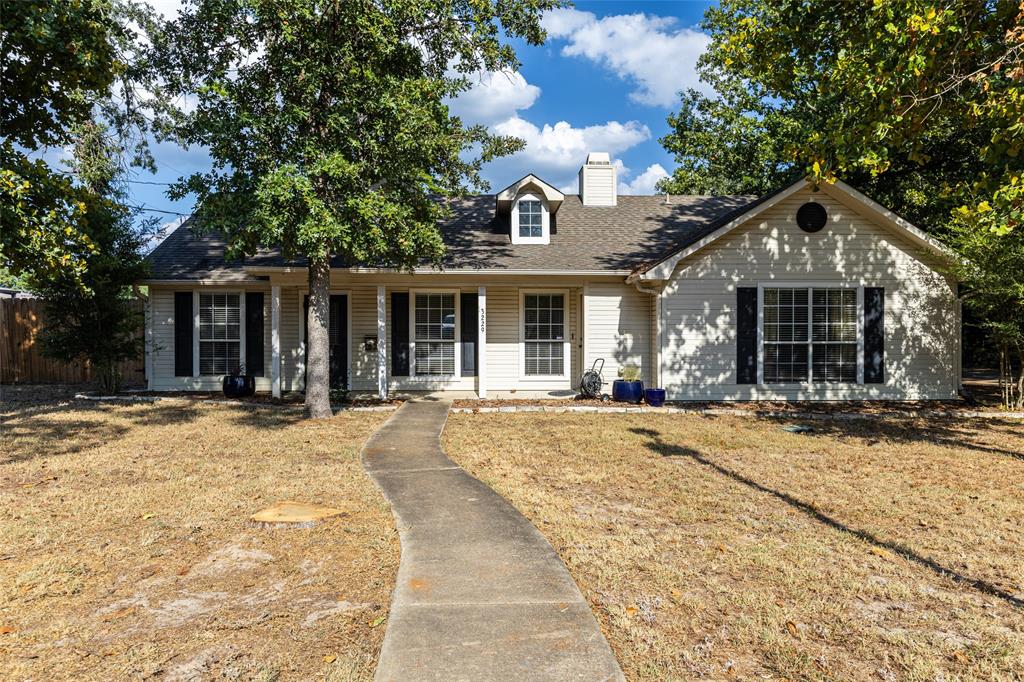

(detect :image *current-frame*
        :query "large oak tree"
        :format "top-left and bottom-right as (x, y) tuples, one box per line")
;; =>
(1, 0), (159, 286)
(659, 0), (1024, 407)
(153, 0), (558, 417)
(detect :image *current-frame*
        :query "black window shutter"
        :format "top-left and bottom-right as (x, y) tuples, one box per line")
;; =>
(174, 292), (193, 377)
(736, 287), (758, 384)
(864, 287), (885, 384)
(460, 292), (478, 377)
(391, 292), (409, 376)
(245, 292), (265, 377)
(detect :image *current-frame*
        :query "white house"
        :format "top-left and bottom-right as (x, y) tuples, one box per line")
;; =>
(142, 152), (961, 401)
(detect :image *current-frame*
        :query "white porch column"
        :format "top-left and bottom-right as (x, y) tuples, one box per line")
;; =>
(271, 285), (281, 398)
(654, 291), (663, 390)
(477, 286), (487, 398)
(377, 285), (387, 400)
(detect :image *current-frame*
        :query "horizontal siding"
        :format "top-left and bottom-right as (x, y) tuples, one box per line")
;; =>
(486, 287), (519, 390)
(350, 287), (378, 391)
(148, 284), (273, 391)
(660, 186), (958, 400)
(483, 287), (579, 392)
(148, 281), (591, 395)
(584, 282), (653, 386)
(150, 287), (175, 382)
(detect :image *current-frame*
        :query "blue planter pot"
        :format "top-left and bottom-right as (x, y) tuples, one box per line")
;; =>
(612, 379), (644, 404)
(644, 388), (666, 407)
(222, 375), (256, 398)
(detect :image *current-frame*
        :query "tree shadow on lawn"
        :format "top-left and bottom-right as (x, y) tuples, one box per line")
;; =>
(122, 403), (201, 427)
(629, 426), (1024, 610)
(1, 412), (130, 464)
(748, 412), (1024, 462)
(1, 401), (203, 464)
(225, 404), (306, 430)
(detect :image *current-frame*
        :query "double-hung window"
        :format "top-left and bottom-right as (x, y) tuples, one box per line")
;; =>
(199, 293), (241, 375)
(763, 286), (858, 383)
(414, 293), (456, 375)
(523, 293), (565, 376)
(518, 199), (543, 238)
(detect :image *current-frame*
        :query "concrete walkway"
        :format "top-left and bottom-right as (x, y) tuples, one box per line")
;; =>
(362, 398), (624, 681)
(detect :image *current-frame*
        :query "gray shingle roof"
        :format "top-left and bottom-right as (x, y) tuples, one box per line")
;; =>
(145, 193), (756, 279)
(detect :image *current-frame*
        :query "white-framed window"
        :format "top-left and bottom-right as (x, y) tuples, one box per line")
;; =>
(521, 291), (568, 378)
(510, 193), (550, 245)
(760, 285), (861, 384)
(518, 199), (543, 238)
(198, 292), (243, 375)
(412, 291), (457, 376)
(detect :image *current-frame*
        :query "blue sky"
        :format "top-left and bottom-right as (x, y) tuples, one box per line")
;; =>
(130, 0), (716, 233)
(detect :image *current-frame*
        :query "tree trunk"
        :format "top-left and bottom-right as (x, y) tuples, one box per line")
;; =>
(305, 253), (333, 419)
(1015, 352), (1024, 411)
(95, 360), (121, 395)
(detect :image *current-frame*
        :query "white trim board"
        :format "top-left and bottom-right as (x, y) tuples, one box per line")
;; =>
(242, 267), (633, 277)
(408, 288), (462, 382)
(517, 288), (572, 385)
(192, 289), (247, 379)
(756, 282), (866, 388)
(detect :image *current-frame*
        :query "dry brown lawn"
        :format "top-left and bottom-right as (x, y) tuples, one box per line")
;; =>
(0, 390), (398, 681)
(444, 412), (1024, 681)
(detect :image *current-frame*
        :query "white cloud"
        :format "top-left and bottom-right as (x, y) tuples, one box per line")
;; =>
(619, 163), (668, 195)
(543, 7), (595, 37)
(448, 70), (541, 126)
(543, 8), (710, 107)
(492, 116), (650, 174)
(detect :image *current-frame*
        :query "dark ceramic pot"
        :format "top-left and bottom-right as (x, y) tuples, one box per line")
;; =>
(222, 375), (256, 398)
(644, 388), (666, 407)
(611, 379), (644, 404)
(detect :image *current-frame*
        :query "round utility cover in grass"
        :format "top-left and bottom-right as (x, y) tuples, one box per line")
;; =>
(252, 501), (345, 526)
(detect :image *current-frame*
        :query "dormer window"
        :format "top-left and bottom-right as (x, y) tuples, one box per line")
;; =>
(518, 198), (543, 238)
(496, 175), (563, 246)
(510, 192), (549, 244)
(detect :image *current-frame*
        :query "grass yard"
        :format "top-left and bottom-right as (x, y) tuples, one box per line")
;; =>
(444, 412), (1024, 681)
(0, 390), (398, 681)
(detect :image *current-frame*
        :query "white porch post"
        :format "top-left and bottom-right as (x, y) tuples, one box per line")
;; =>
(377, 285), (387, 400)
(654, 290), (663, 390)
(271, 285), (281, 398)
(477, 286), (487, 398)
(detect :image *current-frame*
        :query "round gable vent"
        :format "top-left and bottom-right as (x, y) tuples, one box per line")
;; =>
(796, 201), (827, 233)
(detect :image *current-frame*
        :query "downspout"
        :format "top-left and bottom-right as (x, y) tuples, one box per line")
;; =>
(632, 277), (662, 390)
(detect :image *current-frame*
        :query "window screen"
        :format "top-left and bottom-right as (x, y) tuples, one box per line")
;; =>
(199, 293), (241, 375)
(811, 288), (857, 382)
(524, 294), (565, 375)
(414, 293), (456, 375)
(763, 288), (809, 383)
(762, 287), (858, 383)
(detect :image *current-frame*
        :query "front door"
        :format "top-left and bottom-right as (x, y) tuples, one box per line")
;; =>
(304, 294), (348, 389)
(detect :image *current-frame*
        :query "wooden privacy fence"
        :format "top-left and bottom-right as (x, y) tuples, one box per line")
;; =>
(0, 298), (146, 385)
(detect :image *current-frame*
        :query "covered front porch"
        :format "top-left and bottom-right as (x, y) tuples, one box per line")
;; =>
(259, 273), (655, 401)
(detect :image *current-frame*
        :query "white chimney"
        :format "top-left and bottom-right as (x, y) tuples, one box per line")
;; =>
(579, 152), (616, 206)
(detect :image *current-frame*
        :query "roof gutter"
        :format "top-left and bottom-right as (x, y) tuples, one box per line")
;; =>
(243, 266), (633, 276)
(139, 278), (269, 285)
(632, 278), (660, 296)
